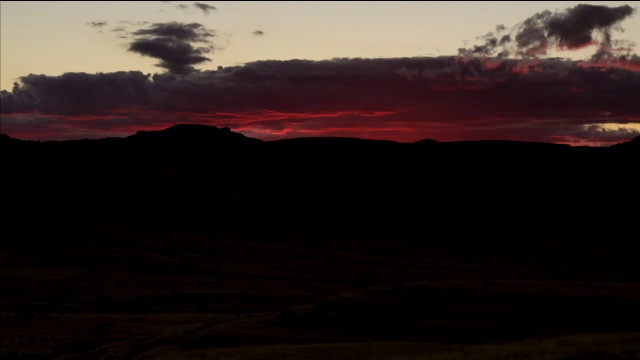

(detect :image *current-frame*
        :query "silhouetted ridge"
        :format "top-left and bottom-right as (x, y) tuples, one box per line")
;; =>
(0, 133), (14, 144)
(272, 136), (401, 149)
(127, 124), (263, 146)
(413, 138), (438, 145)
(448, 139), (571, 149)
(2, 122), (640, 259)
(611, 134), (640, 150)
(0, 133), (34, 145)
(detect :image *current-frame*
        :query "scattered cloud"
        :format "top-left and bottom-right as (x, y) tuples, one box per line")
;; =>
(128, 22), (216, 75)
(459, 4), (636, 62)
(193, 2), (217, 15)
(87, 21), (107, 28)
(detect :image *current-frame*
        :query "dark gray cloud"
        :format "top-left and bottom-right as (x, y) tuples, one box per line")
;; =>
(1, 72), (151, 115)
(128, 22), (215, 75)
(546, 4), (634, 49)
(252, 30), (265, 36)
(87, 21), (107, 28)
(193, 2), (217, 15)
(131, 22), (213, 41)
(175, 4), (189, 11)
(459, 4), (636, 60)
(5, 57), (640, 114)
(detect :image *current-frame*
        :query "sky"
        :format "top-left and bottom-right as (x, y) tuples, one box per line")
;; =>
(1, 1), (639, 145)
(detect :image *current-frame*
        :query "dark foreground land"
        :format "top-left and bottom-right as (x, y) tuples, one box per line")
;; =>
(2, 125), (640, 359)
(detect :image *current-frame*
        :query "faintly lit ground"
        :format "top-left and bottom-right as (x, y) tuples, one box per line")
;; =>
(2, 217), (640, 359)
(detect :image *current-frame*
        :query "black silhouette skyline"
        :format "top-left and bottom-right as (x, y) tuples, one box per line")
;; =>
(1, 3), (639, 145)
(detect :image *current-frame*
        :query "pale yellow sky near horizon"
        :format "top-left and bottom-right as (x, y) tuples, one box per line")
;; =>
(2, 1), (639, 91)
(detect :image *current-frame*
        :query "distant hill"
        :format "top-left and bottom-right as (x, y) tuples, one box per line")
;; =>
(126, 124), (263, 146)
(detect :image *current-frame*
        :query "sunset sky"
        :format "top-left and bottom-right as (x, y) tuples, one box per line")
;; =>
(1, 1), (639, 145)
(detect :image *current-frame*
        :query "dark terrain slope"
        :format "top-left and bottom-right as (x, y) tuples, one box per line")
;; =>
(1, 125), (639, 358)
(4, 124), (638, 245)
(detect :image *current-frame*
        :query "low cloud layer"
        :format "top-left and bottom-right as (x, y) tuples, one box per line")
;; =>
(2, 57), (639, 144)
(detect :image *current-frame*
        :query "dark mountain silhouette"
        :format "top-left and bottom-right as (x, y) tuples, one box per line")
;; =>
(611, 134), (640, 150)
(127, 123), (263, 146)
(3, 124), (638, 242)
(2, 125), (639, 358)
